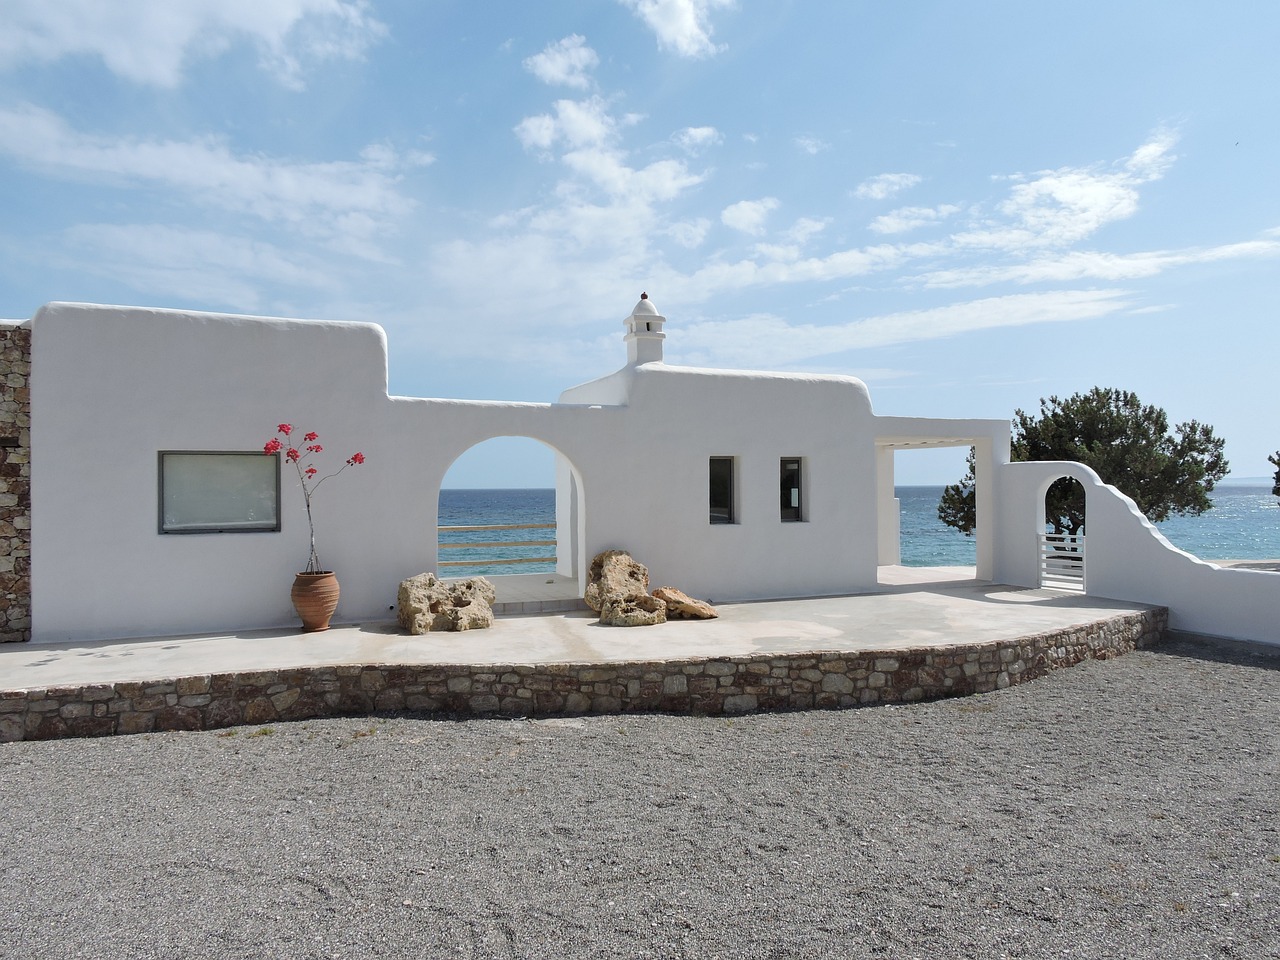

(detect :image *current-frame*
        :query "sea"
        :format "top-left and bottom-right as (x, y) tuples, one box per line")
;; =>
(438, 484), (1280, 574)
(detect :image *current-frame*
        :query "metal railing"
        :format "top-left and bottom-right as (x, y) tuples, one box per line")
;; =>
(437, 523), (556, 569)
(1040, 533), (1085, 591)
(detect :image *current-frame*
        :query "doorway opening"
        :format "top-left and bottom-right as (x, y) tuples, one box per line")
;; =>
(1039, 476), (1086, 591)
(437, 436), (585, 611)
(876, 442), (982, 586)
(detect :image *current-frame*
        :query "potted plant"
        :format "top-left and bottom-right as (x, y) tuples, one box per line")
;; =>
(264, 423), (365, 631)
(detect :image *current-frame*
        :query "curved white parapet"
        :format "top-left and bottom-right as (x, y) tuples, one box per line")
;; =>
(994, 461), (1279, 645)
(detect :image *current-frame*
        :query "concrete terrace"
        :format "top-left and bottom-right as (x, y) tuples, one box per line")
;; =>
(1, 567), (1161, 701)
(1, 575), (1167, 743)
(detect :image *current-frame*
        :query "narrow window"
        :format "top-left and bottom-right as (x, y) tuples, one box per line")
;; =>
(709, 456), (735, 524)
(780, 457), (803, 521)
(159, 451), (280, 534)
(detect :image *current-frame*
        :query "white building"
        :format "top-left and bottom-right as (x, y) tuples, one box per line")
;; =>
(16, 295), (1280, 646)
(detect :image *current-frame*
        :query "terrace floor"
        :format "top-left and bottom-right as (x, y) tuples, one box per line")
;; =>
(1, 567), (1160, 691)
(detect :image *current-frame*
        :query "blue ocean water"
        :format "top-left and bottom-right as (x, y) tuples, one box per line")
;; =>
(1151, 484), (1280, 561)
(439, 484), (1280, 574)
(894, 483), (1280, 566)
(438, 488), (557, 575)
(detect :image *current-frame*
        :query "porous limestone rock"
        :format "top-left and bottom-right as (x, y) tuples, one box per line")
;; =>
(652, 586), (718, 620)
(599, 592), (667, 627)
(398, 573), (496, 634)
(584, 550), (649, 613)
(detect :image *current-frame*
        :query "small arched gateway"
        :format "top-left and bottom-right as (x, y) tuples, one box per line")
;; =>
(1038, 475), (1087, 591)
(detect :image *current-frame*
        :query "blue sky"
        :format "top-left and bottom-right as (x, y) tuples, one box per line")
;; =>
(3, 0), (1278, 487)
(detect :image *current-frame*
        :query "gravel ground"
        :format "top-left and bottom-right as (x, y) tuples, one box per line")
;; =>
(1, 636), (1277, 960)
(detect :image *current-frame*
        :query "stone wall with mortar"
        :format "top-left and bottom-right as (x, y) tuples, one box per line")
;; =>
(0, 326), (31, 643)
(0, 609), (1165, 743)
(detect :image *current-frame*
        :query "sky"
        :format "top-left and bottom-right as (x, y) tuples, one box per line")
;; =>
(2, 0), (1278, 487)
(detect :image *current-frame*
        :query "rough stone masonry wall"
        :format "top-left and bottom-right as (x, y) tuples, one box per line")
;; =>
(0, 326), (31, 643)
(0, 608), (1165, 742)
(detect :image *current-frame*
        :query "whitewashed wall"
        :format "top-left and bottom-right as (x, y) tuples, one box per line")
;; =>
(992, 461), (1280, 644)
(30, 301), (1279, 646)
(30, 302), (886, 641)
(562, 363), (881, 601)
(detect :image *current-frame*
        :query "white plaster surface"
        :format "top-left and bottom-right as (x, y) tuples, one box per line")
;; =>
(30, 298), (893, 641)
(991, 460), (1280, 644)
(22, 296), (1280, 648)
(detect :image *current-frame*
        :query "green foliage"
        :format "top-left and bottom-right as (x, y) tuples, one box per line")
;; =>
(937, 448), (978, 535)
(938, 388), (1229, 536)
(1270, 451), (1280, 499)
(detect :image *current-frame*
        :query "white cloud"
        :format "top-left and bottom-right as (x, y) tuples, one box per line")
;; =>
(513, 114), (559, 152)
(854, 173), (922, 201)
(721, 197), (779, 236)
(64, 223), (338, 308)
(0, 103), (422, 256)
(916, 238), (1280, 288)
(428, 128), (1236, 362)
(428, 92), (713, 324)
(953, 131), (1180, 250)
(869, 204), (961, 235)
(673, 126), (722, 153)
(618, 0), (734, 58)
(667, 218), (711, 248)
(752, 243), (802, 263)
(562, 151), (704, 204)
(785, 218), (829, 244)
(515, 96), (620, 152)
(0, 0), (387, 89)
(523, 34), (599, 89)
(794, 136), (828, 155)
(661, 243), (911, 303)
(671, 290), (1134, 368)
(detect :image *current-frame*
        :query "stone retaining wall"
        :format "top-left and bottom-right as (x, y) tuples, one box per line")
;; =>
(0, 325), (31, 643)
(0, 609), (1166, 743)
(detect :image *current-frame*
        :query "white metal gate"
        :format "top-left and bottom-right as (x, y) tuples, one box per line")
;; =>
(1040, 533), (1085, 591)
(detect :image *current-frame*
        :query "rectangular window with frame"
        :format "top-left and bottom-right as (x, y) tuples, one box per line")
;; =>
(780, 457), (803, 522)
(159, 451), (280, 534)
(709, 456), (735, 524)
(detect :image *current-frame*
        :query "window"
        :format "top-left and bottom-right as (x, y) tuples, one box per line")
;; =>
(780, 457), (803, 521)
(709, 456), (735, 524)
(159, 451), (280, 534)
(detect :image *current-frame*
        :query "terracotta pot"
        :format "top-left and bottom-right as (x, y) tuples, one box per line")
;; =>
(291, 571), (340, 632)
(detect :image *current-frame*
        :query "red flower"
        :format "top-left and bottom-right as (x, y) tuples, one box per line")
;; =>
(262, 422), (366, 574)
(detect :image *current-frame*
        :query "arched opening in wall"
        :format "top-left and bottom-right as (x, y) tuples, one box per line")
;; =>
(1040, 476), (1086, 591)
(876, 443), (979, 586)
(437, 436), (586, 611)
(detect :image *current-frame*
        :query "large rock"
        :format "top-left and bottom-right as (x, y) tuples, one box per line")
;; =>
(398, 574), (496, 634)
(584, 550), (649, 613)
(652, 586), (718, 620)
(599, 592), (668, 627)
